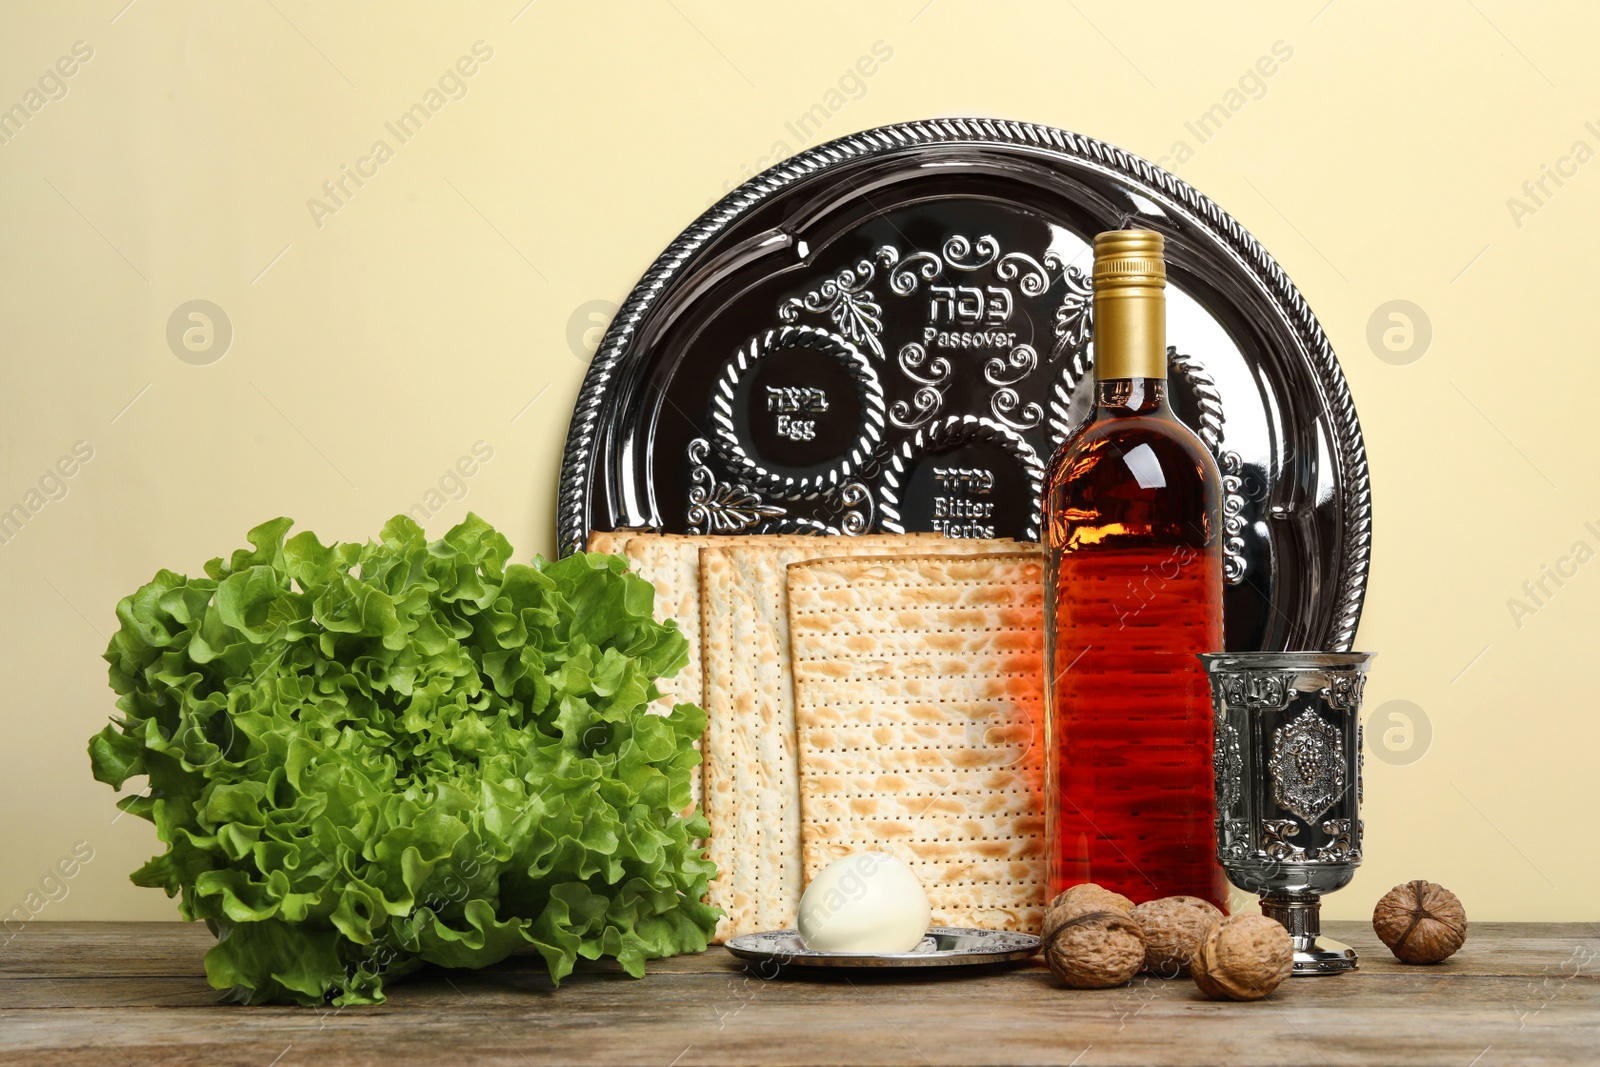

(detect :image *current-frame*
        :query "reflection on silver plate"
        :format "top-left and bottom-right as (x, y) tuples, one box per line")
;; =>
(724, 927), (1042, 969)
(558, 119), (1371, 652)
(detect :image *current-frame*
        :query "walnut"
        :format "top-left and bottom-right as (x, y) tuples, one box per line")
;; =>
(1373, 880), (1467, 964)
(1131, 896), (1223, 977)
(1190, 914), (1293, 1000)
(1042, 883), (1134, 932)
(1041, 891), (1145, 989)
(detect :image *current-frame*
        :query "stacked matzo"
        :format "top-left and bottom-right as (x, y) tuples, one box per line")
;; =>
(787, 553), (1048, 933)
(584, 530), (1047, 940)
(600, 532), (946, 821)
(699, 534), (998, 940)
(596, 532), (817, 811)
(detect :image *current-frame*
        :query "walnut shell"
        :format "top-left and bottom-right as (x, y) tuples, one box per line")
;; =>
(1131, 896), (1224, 977)
(1042, 903), (1146, 989)
(1191, 914), (1293, 1001)
(1043, 883), (1134, 934)
(1373, 880), (1467, 964)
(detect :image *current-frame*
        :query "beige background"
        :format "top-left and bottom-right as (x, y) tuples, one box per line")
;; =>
(1, 1), (1594, 925)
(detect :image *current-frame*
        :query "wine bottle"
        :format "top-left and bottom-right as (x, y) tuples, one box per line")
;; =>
(1042, 229), (1229, 910)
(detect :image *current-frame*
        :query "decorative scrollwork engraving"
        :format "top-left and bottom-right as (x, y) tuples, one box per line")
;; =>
(1269, 710), (1347, 824)
(984, 344), (1037, 386)
(777, 258), (885, 359)
(878, 244), (935, 295)
(989, 388), (1043, 431)
(995, 251), (1051, 297)
(1219, 672), (1292, 710)
(686, 438), (786, 533)
(1357, 722), (1364, 807)
(1318, 818), (1362, 863)
(1044, 252), (1093, 364)
(1260, 818), (1307, 862)
(938, 234), (999, 271)
(1219, 451), (1248, 583)
(1213, 719), (1244, 817)
(878, 234), (1002, 295)
(984, 344), (1042, 430)
(897, 341), (951, 386)
(838, 481), (875, 535)
(889, 342), (951, 430)
(1327, 672), (1367, 711)
(1220, 817), (1253, 864)
(890, 388), (945, 430)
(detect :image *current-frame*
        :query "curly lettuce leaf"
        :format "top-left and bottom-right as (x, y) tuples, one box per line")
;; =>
(90, 514), (717, 1005)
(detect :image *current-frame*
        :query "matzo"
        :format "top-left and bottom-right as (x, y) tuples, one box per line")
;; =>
(787, 552), (1047, 933)
(700, 536), (1020, 941)
(620, 533), (822, 812)
(620, 533), (834, 715)
(584, 529), (637, 555)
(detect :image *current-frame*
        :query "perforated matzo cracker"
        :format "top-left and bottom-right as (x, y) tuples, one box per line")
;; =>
(619, 533), (820, 812)
(787, 552), (1047, 933)
(584, 529), (637, 555)
(700, 536), (1018, 941)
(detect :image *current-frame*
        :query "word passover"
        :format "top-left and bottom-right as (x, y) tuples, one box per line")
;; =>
(931, 467), (996, 538)
(923, 285), (1018, 349)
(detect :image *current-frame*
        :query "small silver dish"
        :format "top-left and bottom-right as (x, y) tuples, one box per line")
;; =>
(724, 927), (1041, 969)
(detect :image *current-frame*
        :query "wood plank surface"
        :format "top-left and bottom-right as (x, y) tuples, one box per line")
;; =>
(1, 922), (1596, 1066)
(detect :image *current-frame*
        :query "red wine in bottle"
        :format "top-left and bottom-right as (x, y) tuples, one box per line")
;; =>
(1042, 229), (1229, 910)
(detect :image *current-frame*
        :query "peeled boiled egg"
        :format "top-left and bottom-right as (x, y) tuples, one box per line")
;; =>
(796, 851), (931, 953)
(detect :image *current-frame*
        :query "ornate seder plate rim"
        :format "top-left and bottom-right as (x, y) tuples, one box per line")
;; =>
(724, 927), (1042, 969)
(557, 118), (1371, 652)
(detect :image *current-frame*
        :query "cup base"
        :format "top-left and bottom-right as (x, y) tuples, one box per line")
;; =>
(1256, 893), (1359, 976)
(1291, 935), (1358, 976)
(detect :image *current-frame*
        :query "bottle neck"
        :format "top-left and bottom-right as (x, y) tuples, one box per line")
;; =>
(1092, 276), (1167, 381)
(1095, 377), (1171, 416)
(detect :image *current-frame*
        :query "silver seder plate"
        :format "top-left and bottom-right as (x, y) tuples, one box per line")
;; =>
(558, 119), (1371, 652)
(724, 927), (1042, 970)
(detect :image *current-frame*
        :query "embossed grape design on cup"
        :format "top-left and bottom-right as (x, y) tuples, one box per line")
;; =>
(1200, 651), (1374, 976)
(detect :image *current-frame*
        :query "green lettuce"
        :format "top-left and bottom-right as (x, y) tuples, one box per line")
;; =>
(88, 514), (717, 1005)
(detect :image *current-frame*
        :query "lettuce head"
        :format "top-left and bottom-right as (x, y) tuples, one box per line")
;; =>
(88, 513), (717, 1005)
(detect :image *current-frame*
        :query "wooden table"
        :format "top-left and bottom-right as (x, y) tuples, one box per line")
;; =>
(2, 922), (1595, 1065)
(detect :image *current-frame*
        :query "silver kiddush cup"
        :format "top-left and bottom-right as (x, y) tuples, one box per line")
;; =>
(1199, 651), (1374, 976)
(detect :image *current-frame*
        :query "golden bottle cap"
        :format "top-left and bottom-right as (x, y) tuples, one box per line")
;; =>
(1091, 229), (1167, 380)
(1092, 229), (1166, 290)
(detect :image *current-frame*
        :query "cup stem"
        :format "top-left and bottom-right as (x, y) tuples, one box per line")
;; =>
(1260, 893), (1322, 940)
(1259, 892), (1358, 975)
